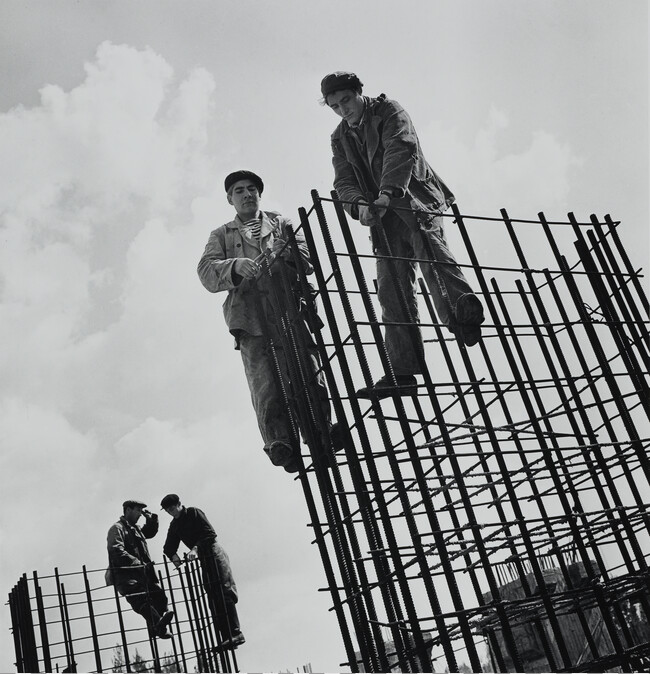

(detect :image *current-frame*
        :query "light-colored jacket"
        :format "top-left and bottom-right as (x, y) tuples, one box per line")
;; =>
(330, 94), (455, 228)
(197, 211), (312, 342)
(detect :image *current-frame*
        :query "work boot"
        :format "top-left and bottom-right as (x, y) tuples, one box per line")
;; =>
(216, 631), (246, 651)
(356, 375), (418, 400)
(154, 611), (174, 639)
(454, 293), (484, 347)
(329, 422), (349, 452)
(283, 455), (302, 473)
(267, 441), (296, 468)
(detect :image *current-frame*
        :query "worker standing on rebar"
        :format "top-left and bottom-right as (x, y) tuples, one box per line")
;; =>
(160, 494), (245, 651)
(197, 170), (344, 472)
(320, 71), (485, 399)
(105, 499), (174, 639)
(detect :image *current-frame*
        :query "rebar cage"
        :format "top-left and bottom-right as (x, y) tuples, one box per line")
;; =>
(7, 192), (650, 673)
(8, 557), (241, 673)
(272, 192), (650, 672)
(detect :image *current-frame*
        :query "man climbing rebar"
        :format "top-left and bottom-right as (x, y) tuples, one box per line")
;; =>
(160, 494), (245, 652)
(320, 71), (485, 399)
(197, 170), (344, 472)
(105, 499), (174, 640)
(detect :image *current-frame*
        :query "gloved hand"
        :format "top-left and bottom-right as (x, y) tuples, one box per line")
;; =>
(171, 554), (182, 569)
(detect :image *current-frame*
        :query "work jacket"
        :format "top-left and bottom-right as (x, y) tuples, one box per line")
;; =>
(197, 211), (312, 344)
(106, 515), (159, 586)
(330, 94), (455, 229)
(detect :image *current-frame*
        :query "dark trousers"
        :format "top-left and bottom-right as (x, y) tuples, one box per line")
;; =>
(199, 539), (241, 640)
(117, 578), (168, 632)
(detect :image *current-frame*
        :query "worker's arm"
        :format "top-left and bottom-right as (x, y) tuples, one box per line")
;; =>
(162, 526), (182, 567)
(140, 511), (159, 539)
(331, 138), (366, 221)
(197, 228), (243, 293)
(377, 99), (419, 199)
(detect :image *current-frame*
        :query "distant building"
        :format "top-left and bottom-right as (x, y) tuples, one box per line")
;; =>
(482, 561), (618, 672)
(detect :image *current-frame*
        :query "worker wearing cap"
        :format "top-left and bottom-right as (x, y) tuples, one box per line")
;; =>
(105, 500), (174, 639)
(320, 72), (485, 399)
(160, 494), (244, 651)
(197, 170), (341, 472)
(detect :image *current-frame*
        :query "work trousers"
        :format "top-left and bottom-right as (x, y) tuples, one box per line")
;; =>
(117, 578), (168, 631)
(377, 214), (474, 375)
(198, 538), (240, 639)
(239, 318), (331, 457)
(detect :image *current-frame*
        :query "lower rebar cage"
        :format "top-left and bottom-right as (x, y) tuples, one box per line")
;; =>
(7, 194), (650, 673)
(8, 558), (240, 673)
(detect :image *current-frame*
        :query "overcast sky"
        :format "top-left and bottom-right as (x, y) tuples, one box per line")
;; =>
(0, 1), (648, 671)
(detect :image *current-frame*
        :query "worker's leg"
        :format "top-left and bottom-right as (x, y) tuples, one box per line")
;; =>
(201, 540), (242, 642)
(239, 332), (297, 467)
(118, 581), (164, 634)
(376, 217), (425, 376)
(412, 217), (482, 325)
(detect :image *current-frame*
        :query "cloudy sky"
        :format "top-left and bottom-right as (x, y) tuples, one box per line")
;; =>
(0, 1), (647, 671)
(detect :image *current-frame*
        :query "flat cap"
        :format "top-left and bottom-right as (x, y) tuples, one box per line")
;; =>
(224, 170), (264, 194)
(320, 71), (363, 98)
(160, 493), (180, 509)
(123, 499), (147, 509)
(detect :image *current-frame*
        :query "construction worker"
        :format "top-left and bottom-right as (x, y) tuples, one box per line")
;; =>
(160, 494), (244, 651)
(105, 500), (174, 639)
(197, 170), (342, 472)
(320, 71), (485, 399)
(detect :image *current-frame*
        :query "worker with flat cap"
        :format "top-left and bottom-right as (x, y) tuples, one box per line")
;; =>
(161, 493), (244, 651)
(320, 71), (485, 399)
(105, 499), (174, 639)
(197, 170), (343, 472)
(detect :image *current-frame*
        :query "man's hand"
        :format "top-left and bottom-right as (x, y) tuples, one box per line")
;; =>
(271, 238), (290, 260)
(372, 193), (390, 218)
(186, 548), (198, 562)
(234, 257), (261, 280)
(359, 193), (390, 226)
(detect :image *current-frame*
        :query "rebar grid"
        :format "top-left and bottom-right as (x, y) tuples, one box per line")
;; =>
(286, 193), (650, 672)
(8, 557), (240, 673)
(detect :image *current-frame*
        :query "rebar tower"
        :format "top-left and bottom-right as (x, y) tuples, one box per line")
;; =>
(7, 193), (650, 673)
(263, 192), (650, 672)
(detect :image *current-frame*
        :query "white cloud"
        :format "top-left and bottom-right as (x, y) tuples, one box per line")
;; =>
(421, 105), (583, 217)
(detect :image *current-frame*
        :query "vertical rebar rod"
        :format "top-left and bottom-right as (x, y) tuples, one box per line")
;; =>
(82, 566), (102, 673)
(33, 571), (52, 673)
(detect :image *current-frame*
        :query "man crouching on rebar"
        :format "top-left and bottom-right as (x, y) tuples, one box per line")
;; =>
(105, 500), (174, 639)
(197, 170), (344, 472)
(320, 71), (485, 400)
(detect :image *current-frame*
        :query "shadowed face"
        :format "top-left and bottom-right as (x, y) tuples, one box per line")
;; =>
(326, 89), (365, 126)
(124, 505), (143, 524)
(227, 179), (261, 219)
(164, 503), (183, 519)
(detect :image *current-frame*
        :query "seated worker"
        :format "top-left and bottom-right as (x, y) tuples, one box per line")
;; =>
(161, 494), (244, 651)
(197, 170), (343, 472)
(105, 499), (174, 639)
(320, 71), (485, 399)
